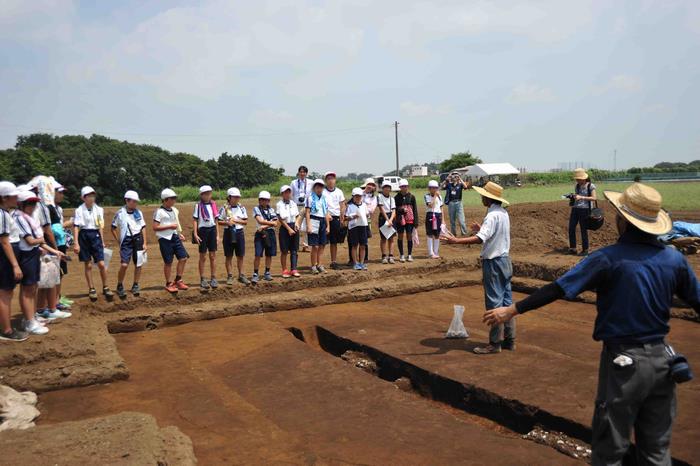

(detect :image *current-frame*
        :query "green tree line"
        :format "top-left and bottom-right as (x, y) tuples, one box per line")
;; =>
(0, 133), (283, 204)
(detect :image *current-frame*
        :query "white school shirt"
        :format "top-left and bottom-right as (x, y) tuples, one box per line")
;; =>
(323, 188), (345, 217)
(192, 202), (217, 228)
(253, 205), (278, 230)
(13, 210), (43, 251)
(363, 193), (378, 216)
(346, 202), (368, 229)
(33, 201), (51, 227)
(424, 193), (444, 213)
(73, 203), (104, 230)
(111, 207), (146, 244)
(153, 206), (179, 240)
(0, 208), (20, 243)
(291, 178), (313, 206)
(305, 193), (328, 217)
(276, 200), (299, 224)
(476, 204), (511, 259)
(377, 193), (396, 217)
(217, 204), (247, 231)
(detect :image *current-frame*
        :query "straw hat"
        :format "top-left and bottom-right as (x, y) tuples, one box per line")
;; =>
(473, 181), (509, 205)
(573, 168), (588, 180)
(604, 183), (672, 235)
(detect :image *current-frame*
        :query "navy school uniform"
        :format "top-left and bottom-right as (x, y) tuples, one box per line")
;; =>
(112, 206), (146, 265)
(74, 203), (106, 262)
(218, 204), (247, 258)
(13, 210), (42, 286)
(193, 201), (218, 253)
(153, 206), (189, 265)
(305, 193), (328, 246)
(253, 205), (278, 257)
(0, 209), (21, 290)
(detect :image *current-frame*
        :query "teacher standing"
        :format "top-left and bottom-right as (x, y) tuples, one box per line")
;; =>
(568, 168), (597, 256)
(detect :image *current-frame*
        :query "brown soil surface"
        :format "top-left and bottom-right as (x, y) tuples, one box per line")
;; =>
(0, 411), (196, 465)
(38, 310), (577, 465)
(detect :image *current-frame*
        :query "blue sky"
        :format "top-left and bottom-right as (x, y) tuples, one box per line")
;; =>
(1, 0), (699, 175)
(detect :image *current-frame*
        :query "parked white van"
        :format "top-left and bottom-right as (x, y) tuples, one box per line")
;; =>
(374, 175), (401, 192)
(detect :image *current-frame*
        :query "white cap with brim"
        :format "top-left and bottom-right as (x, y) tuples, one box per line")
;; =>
(0, 182), (20, 197)
(199, 185), (213, 194)
(259, 190), (271, 200)
(472, 181), (509, 205)
(604, 183), (672, 235)
(18, 191), (40, 203)
(81, 186), (96, 198)
(364, 177), (376, 187)
(280, 185), (292, 194)
(399, 179), (409, 187)
(124, 190), (140, 202)
(351, 187), (363, 196)
(313, 178), (325, 187)
(428, 180), (439, 188)
(382, 181), (392, 188)
(161, 188), (177, 200)
(55, 183), (66, 192)
(227, 187), (241, 197)
(324, 171), (336, 179)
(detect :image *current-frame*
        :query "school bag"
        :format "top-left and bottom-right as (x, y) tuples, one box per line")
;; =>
(584, 183), (605, 231)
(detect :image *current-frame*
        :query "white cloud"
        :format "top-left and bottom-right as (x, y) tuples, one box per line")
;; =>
(248, 109), (294, 127)
(506, 84), (555, 104)
(0, 0), (76, 44)
(400, 101), (451, 117)
(592, 74), (642, 95)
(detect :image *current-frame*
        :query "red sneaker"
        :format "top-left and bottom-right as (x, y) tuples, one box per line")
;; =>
(291, 269), (301, 277)
(281, 269), (291, 278)
(175, 280), (189, 290)
(165, 282), (178, 294)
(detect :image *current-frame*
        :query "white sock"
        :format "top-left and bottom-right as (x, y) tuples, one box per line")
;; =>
(433, 237), (440, 256)
(427, 237), (434, 256)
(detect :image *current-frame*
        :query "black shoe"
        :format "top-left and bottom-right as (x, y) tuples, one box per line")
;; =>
(116, 284), (127, 299)
(567, 248), (577, 255)
(578, 250), (589, 257)
(131, 283), (140, 297)
(502, 341), (516, 351)
(330, 262), (340, 270)
(88, 288), (98, 301)
(0, 329), (28, 342)
(103, 287), (114, 300)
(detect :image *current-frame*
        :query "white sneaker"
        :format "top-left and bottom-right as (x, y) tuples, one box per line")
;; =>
(24, 318), (49, 335)
(381, 257), (388, 264)
(51, 309), (72, 319)
(399, 255), (406, 263)
(407, 255), (414, 262)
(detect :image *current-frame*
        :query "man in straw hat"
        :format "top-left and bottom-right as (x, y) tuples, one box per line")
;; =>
(441, 181), (515, 355)
(483, 183), (700, 465)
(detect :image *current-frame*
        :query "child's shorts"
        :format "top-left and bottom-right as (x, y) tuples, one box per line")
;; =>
(159, 235), (189, 265)
(348, 226), (368, 247)
(197, 226), (217, 253)
(254, 230), (277, 257)
(395, 223), (415, 235)
(58, 245), (68, 275)
(278, 223), (300, 254)
(19, 247), (41, 286)
(308, 216), (327, 246)
(223, 228), (245, 258)
(120, 233), (144, 265)
(328, 216), (343, 244)
(0, 243), (20, 290)
(378, 216), (393, 240)
(78, 229), (104, 263)
(425, 212), (442, 237)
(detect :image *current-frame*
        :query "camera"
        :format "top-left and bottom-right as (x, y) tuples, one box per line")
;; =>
(562, 193), (576, 206)
(298, 196), (305, 204)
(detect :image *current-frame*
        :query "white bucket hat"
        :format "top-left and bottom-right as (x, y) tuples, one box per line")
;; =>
(382, 180), (392, 188)
(280, 185), (292, 194)
(0, 181), (20, 197)
(227, 187), (241, 197)
(124, 190), (140, 202)
(199, 185), (213, 194)
(81, 186), (96, 198)
(351, 187), (363, 197)
(312, 178), (325, 187)
(161, 188), (177, 200)
(428, 180), (439, 189)
(399, 178), (409, 187)
(258, 190), (271, 200)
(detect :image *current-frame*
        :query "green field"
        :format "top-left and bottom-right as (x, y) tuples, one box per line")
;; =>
(460, 182), (700, 212)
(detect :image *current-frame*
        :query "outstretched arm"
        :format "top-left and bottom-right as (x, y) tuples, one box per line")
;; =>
(483, 282), (565, 326)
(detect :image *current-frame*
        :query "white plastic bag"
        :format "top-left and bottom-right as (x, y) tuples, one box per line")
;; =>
(136, 250), (148, 267)
(445, 305), (469, 339)
(38, 255), (61, 289)
(101, 248), (113, 270)
(411, 226), (420, 246)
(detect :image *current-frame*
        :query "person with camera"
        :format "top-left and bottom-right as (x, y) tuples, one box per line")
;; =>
(483, 183), (699, 465)
(568, 168), (597, 256)
(291, 165), (312, 252)
(441, 172), (470, 236)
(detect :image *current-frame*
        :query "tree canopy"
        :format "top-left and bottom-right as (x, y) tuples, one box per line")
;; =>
(438, 151), (482, 173)
(0, 133), (282, 204)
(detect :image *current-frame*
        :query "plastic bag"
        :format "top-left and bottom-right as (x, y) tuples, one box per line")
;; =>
(411, 226), (420, 246)
(136, 250), (147, 267)
(38, 255), (61, 289)
(445, 305), (469, 339)
(102, 248), (113, 270)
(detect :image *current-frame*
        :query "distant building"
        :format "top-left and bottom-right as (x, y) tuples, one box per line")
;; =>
(403, 165), (429, 177)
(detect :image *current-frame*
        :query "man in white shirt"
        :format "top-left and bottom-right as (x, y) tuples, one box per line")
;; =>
(441, 182), (514, 355)
(323, 171), (346, 269)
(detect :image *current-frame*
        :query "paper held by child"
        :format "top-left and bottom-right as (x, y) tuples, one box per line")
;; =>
(445, 305), (469, 339)
(380, 223), (396, 239)
(136, 250), (148, 268)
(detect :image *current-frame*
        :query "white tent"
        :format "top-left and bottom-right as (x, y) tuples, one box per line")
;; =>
(455, 163), (520, 178)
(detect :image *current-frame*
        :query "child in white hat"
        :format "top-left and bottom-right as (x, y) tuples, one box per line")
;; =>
(153, 188), (189, 294)
(377, 180), (397, 264)
(217, 187), (249, 285)
(253, 190), (278, 283)
(110, 190), (147, 299)
(277, 185), (302, 278)
(73, 186), (112, 301)
(305, 179), (331, 274)
(345, 187), (369, 270)
(424, 180), (445, 259)
(192, 185), (219, 291)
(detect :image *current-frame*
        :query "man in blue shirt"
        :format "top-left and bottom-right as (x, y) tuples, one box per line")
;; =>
(483, 183), (700, 466)
(441, 172), (470, 236)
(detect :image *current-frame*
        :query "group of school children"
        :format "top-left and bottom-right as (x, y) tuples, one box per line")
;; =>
(0, 169), (450, 341)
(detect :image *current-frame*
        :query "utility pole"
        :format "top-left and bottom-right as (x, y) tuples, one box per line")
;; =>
(614, 149), (617, 172)
(394, 121), (400, 176)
